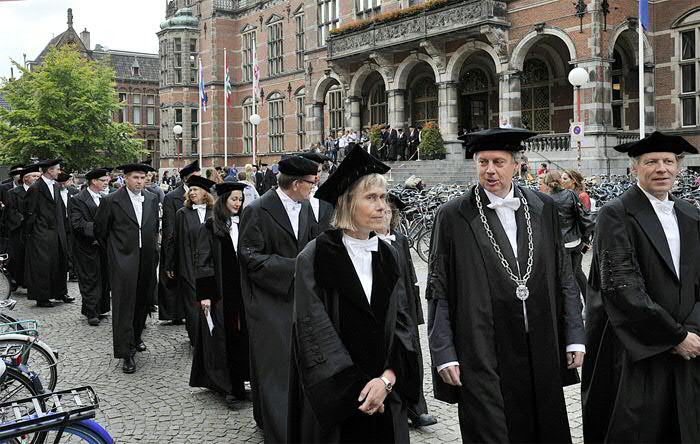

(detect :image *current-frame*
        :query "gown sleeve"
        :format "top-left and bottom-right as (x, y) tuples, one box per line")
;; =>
(593, 203), (687, 362)
(194, 221), (218, 302)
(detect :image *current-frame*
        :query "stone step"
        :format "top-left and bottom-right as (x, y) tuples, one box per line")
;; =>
(384, 160), (476, 186)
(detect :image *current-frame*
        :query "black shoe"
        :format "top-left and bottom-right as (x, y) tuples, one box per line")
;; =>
(98, 314), (109, 320)
(410, 413), (438, 428)
(122, 356), (136, 374)
(136, 342), (147, 352)
(87, 317), (100, 326)
(171, 319), (183, 325)
(58, 295), (75, 303)
(36, 301), (55, 308)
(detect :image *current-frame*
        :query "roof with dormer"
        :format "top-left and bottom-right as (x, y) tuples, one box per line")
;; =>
(92, 50), (159, 83)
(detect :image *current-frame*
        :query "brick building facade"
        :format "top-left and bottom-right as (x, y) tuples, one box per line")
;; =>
(27, 9), (160, 166)
(159, 0), (700, 174)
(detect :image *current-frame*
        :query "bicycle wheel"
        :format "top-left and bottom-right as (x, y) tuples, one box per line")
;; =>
(0, 337), (57, 392)
(0, 312), (20, 329)
(40, 420), (113, 444)
(0, 367), (46, 444)
(0, 272), (10, 300)
(416, 229), (431, 264)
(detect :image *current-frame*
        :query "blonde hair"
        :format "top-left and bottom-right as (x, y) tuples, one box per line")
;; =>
(332, 173), (387, 231)
(183, 187), (215, 209)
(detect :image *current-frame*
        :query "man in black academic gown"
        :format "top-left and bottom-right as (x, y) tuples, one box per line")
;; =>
(0, 163), (24, 252)
(408, 125), (420, 160)
(299, 152), (334, 233)
(24, 158), (73, 307)
(159, 160), (200, 324)
(4, 164), (41, 290)
(95, 163), (159, 374)
(261, 163), (277, 194)
(57, 172), (79, 281)
(239, 155), (319, 442)
(427, 128), (585, 443)
(69, 168), (112, 326)
(582, 132), (700, 443)
(253, 165), (264, 196)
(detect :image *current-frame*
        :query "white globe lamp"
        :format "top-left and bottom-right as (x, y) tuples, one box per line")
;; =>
(249, 114), (261, 126)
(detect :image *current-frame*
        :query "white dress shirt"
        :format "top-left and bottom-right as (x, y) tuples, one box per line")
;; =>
(41, 175), (56, 200)
(60, 188), (68, 215)
(276, 188), (301, 239)
(88, 189), (102, 207)
(23, 184), (30, 192)
(342, 234), (378, 304)
(230, 215), (240, 252)
(483, 186), (519, 258)
(639, 184), (680, 277)
(126, 187), (144, 248)
(310, 186), (320, 222)
(192, 204), (207, 224)
(376, 233), (396, 245)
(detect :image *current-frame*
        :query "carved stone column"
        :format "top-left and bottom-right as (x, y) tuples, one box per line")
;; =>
(387, 89), (406, 129)
(345, 96), (362, 131)
(499, 70), (522, 128)
(437, 81), (461, 159)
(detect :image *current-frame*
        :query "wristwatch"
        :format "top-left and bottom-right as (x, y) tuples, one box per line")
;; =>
(380, 376), (393, 393)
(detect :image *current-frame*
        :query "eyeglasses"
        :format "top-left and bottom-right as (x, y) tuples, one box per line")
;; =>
(297, 179), (316, 186)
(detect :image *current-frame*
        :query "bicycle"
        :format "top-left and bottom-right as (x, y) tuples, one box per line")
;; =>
(0, 256), (11, 301)
(0, 385), (112, 444)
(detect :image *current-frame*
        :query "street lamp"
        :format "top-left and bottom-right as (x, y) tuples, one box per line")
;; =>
(173, 124), (183, 167)
(568, 67), (588, 169)
(249, 113), (261, 165)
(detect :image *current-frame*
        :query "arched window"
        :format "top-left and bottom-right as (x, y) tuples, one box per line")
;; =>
(368, 83), (387, 126)
(411, 77), (438, 128)
(296, 88), (306, 150)
(460, 69), (489, 94)
(611, 49), (625, 129)
(521, 59), (551, 132)
(326, 85), (343, 138)
(268, 92), (285, 152)
(459, 68), (491, 131)
(242, 97), (254, 154)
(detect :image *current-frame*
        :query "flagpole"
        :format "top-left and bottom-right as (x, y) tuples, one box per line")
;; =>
(224, 48), (228, 167)
(252, 38), (258, 166)
(198, 57), (203, 167)
(638, 9), (645, 138)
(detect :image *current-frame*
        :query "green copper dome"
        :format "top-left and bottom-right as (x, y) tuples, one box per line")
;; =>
(160, 8), (199, 30)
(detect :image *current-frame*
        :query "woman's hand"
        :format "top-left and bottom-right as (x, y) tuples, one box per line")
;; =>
(166, 271), (175, 279)
(200, 299), (211, 313)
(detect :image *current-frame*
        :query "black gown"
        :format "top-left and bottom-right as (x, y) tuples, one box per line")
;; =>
(288, 230), (420, 443)
(192, 218), (249, 398)
(24, 178), (68, 302)
(159, 185), (186, 321)
(583, 185), (700, 443)
(4, 186), (27, 287)
(94, 187), (159, 358)
(426, 185), (584, 443)
(68, 190), (110, 319)
(172, 206), (211, 346)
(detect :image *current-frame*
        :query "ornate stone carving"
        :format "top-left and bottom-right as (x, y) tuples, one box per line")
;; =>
(375, 16), (424, 44)
(419, 41), (446, 74)
(425, 3), (483, 29)
(368, 54), (396, 83)
(329, 30), (373, 56)
(481, 25), (508, 61)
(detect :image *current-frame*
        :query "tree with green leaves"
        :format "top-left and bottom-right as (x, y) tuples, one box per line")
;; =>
(0, 45), (145, 171)
(417, 121), (446, 159)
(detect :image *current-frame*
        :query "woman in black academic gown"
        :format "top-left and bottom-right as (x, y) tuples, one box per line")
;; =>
(192, 182), (249, 405)
(376, 194), (437, 429)
(167, 175), (216, 346)
(288, 146), (419, 443)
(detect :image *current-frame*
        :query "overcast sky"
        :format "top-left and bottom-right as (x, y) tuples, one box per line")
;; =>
(0, 0), (163, 79)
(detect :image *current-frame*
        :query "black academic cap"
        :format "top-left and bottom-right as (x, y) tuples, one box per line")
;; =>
(315, 146), (390, 206)
(278, 156), (319, 176)
(186, 175), (216, 191)
(8, 164), (24, 176)
(460, 128), (536, 157)
(299, 152), (331, 164)
(56, 171), (72, 182)
(39, 158), (62, 168)
(214, 182), (247, 197)
(117, 163), (156, 174)
(387, 193), (407, 211)
(261, 163), (269, 167)
(613, 131), (698, 157)
(179, 160), (200, 178)
(101, 166), (114, 172)
(85, 168), (112, 181)
(19, 163), (41, 177)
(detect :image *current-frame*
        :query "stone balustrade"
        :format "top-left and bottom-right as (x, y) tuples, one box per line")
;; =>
(214, 0), (236, 11)
(523, 133), (572, 152)
(615, 132), (640, 146)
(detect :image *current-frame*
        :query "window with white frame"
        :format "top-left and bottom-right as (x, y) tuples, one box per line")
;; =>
(268, 93), (285, 152)
(243, 97), (254, 154)
(146, 95), (156, 126)
(296, 90), (306, 150)
(318, 0), (339, 47)
(327, 86), (343, 137)
(242, 31), (256, 82)
(118, 92), (128, 123)
(191, 109), (199, 154)
(132, 94), (142, 125)
(174, 37), (182, 84)
(268, 22), (284, 76)
(189, 39), (197, 84)
(355, 0), (381, 16)
(680, 28), (698, 127)
(295, 13), (305, 70)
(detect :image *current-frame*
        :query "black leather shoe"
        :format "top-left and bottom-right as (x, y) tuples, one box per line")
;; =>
(36, 301), (55, 308)
(87, 317), (100, 326)
(122, 356), (136, 374)
(136, 342), (147, 352)
(411, 413), (438, 428)
(58, 295), (76, 303)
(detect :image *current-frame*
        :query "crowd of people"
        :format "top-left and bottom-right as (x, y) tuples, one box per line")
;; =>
(0, 126), (698, 443)
(315, 126), (423, 164)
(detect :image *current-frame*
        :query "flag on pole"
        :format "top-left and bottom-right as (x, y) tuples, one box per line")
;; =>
(224, 51), (232, 108)
(252, 39), (260, 100)
(199, 58), (208, 111)
(639, 0), (649, 30)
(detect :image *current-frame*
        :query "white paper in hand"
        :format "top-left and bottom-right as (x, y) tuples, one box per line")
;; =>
(205, 310), (214, 335)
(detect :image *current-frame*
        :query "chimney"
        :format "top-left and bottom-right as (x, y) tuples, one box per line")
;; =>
(80, 28), (91, 50)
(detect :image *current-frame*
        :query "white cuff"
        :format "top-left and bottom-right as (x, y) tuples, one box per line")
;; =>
(436, 361), (459, 372)
(566, 344), (586, 353)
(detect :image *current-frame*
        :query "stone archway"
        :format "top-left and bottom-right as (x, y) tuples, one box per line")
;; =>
(510, 27), (577, 72)
(308, 75), (342, 142)
(394, 53), (442, 90)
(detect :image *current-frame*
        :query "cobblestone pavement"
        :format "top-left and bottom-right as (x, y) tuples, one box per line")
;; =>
(6, 251), (590, 443)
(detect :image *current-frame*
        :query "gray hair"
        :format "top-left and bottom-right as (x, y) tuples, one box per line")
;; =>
(473, 151), (519, 164)
(630, 153), (684, 168)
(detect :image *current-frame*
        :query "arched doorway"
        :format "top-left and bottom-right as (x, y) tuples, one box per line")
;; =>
(360, 70), (387, 129)
(521, 58), (551, 132)
(411, 76), (438, 128)
(609, 29), (642, 130)
(456, 50), (498, 133)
